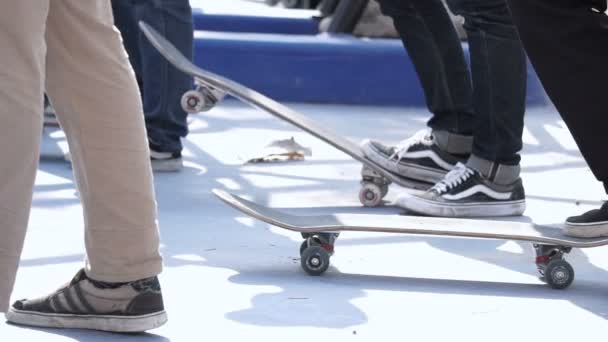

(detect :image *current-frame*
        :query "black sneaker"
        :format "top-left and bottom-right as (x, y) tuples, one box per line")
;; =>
(564, 202), (608, 238)
(361, 130), (467, 183)
(6, 269), (167, 333)
(397, 163), (526, 217)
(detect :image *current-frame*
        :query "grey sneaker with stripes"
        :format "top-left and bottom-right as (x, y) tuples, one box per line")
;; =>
(5, 269), (167, 333)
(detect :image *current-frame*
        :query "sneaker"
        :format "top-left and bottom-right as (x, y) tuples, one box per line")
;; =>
(5, 269), (167, 333)
(150, 149), (183, 172)
(361, 130), (467, 183)
(396, 163), (526, 217)
(564, 202), (608, 238)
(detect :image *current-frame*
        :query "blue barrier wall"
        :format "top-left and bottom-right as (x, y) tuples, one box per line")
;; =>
(192, 8), (319, 35)
(193, 31), (549, 106)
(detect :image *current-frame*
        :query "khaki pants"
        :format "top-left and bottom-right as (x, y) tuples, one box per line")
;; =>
(0, 0), (163, 312)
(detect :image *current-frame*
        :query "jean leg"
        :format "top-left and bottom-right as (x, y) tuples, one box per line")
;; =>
(377, 0), (474, 136)
(134, 0), (193, 153)
(447, 0), (526, 164)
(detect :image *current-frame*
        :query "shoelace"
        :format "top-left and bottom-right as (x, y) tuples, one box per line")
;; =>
(389, 130), (435, 161)
(431, 163), (475, 194)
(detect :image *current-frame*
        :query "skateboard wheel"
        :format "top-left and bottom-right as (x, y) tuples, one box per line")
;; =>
(181, 90), (207, 113)
(544, 259), (574, 290)
(380, 184), (389, 198)
(301, 246), (330, 276)
(299, 239), (310, 256)
(359, 182), (384, 207)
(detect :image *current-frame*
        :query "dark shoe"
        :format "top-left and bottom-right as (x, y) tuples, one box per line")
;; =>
(397, 163), (526, 217)
(361, 130), (467, 183)
(6, 269), (167, 333)
(565, 202), (608, 238)
(149, 137), (183, 172)
(150, 148), (183, 172)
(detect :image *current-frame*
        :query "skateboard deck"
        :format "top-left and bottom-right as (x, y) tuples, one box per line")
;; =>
(139, 21), (432, 207)
(213, 188), (608, 289)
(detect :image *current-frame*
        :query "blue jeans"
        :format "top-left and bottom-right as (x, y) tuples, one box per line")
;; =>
(112, 0), (193, 154)
(378, 0), (527, 164)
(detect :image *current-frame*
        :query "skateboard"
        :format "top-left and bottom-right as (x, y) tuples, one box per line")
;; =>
(139, 21), (432, 207)
(213, 188), (608, 289)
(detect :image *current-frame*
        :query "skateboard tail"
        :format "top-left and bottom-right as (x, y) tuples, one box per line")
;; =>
(139, 22), (197, 77)
(140, 21), (432, 205)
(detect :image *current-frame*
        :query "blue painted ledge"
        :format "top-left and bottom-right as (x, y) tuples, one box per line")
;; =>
(193, 30), (549, 106)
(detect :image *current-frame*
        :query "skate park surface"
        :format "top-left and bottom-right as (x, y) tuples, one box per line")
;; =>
(3, 0), (608, 340)
(5, 102), (608, 341)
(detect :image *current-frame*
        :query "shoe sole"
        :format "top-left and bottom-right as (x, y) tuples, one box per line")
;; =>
(564, 222), (608, 238)
(152, 158), (183, 172)
(6, 308), (167, 333)
(361, 140), (447, 183)
(397, 194), (526, 217)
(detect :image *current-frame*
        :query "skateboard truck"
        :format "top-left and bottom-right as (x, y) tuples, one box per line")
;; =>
(360, 165), (391, 207)
(181, 83), (227, 114)
(534, 243), (574, 289)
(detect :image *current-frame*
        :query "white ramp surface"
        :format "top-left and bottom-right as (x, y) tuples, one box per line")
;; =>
(3, 100), (608, 341)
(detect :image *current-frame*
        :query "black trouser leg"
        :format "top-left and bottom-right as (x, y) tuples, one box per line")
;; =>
(508, 0), (608, 192)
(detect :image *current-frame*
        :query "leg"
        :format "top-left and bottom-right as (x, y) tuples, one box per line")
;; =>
(0, 0), (48, 312)
(377, 0), (474, 136)
(397, 0), (528, 217)
(44, 0), (162, 283)
(446, 0), (527, 166)
(361, 0), (475, 185)
(135, 0), (193, 170)
(508, 0), (608, 238)
(5, 0), (166, 332)
(508, 0), (608, 189)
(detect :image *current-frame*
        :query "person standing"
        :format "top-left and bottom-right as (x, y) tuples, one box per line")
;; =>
(1, 0), (166, 332)
(112, 0), (194, 172)
(506, 0), (608, 238)
(362, 0), (528, 217)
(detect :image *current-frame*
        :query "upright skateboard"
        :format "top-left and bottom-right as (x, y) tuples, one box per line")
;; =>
(139, 21), (432, 207)
(213, 189), (608, 290)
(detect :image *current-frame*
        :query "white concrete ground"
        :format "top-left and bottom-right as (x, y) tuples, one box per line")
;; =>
(2, 101), (608, 341)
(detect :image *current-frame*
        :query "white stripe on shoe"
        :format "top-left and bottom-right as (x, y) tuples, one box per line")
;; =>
(442, 185), (512, 201)
(397, 150), (454, 171)
(397, 193), (526, 217)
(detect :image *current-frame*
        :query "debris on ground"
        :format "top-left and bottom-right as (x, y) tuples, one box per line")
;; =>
(245, 137), (312, 164)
